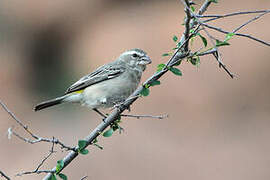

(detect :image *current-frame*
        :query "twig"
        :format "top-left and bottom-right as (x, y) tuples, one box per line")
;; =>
(197, 10), (270, 22)
(0, 101), (75, 151)
(198, 0), (214, 15)
(81, 176), (88, 180)
(200, 22), (270, 46)
(212, 51), (235, 78)
(181, 0), (192, 51)
(0, 171), (11, 180)
(16, 139), (56, 176)
(0, 100), (36, 138)
(233, 11), (269, 33)
(121, 114), (168, 119)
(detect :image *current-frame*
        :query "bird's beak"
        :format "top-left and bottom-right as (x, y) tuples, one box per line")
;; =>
(139, 55), (152, 65)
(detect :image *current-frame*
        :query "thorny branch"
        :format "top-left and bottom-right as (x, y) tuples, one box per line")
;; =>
(197, 10), (270, 22)
(43, 1), (215, 179)
(16, 139), (56, 176)
(184, 2), (270, 78)
(0, 0), (269, 179)
(0, 101), (75, 152)
(121, 114), (168, 119)
(0, 171), (10, 180)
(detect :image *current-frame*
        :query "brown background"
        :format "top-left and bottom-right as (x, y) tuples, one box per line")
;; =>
(1, 0), (270, 179)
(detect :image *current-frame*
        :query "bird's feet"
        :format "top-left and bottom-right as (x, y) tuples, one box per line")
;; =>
(93, 108), (107, 122)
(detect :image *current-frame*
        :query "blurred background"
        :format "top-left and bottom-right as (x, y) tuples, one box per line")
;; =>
(0, 0), (270, 179)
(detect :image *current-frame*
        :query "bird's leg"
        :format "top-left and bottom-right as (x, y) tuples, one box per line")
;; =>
(93, 108), (107, 121)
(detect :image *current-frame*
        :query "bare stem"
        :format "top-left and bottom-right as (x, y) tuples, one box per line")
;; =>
(0, 171), (11, 180)
(198, 10), (270, 23)
(16, 140), (56, 176)
(121, 114), (168, 119)
(200, 22), (270, 46)
(0, 101), (75, 151)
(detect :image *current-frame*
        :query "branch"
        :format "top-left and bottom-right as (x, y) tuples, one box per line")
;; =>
(200, 22), (270, 46)
(0, 101), (75, 151)
(181, 0), (192, 51)
(0, 171), (10, 180)
(16, 140), (56, 176)
(43, 1), (213, 178)
(43, 15), (197, 180)
(233, 11), (269, 33)
(198, 0), (214, 15)
(197, 10), (270, 22)
(121, 114), (168, 119)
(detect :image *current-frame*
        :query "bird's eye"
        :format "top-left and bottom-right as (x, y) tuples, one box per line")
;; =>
(132, 53), (138, 58)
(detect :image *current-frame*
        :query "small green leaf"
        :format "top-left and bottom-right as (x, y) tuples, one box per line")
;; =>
(216, 39), (230, 47)
(162, 53), (170, 57)
(78, 140), (87, 150)
(56, 160), (64, 173)
(59, 173), (68, 180)
(209, 0), (218, 3)
(190, 56), (200, 67)
(140, 87), (150, 96)
(174, 60), (182, 66)
(149, 80), (161, 87)
(190, 6), (195, 12)
(225, 32), (235, 42)
(169, 67), (182, 76)
(116, 116), (121, 122)
(93, 138), (98, 144)
(157, 63), (166, 72)
(198, 34), (207, 47)
(103, 128), (114, 137)
(49, 174), (57, 180)
(172, 35), (178, 42)
(79, 149), (89, 155)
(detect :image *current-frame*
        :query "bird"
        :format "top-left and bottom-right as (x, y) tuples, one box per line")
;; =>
(34, 48), (152, 117)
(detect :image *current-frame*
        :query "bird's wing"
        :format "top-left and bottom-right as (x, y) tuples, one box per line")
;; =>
(65, 63), (125, 94)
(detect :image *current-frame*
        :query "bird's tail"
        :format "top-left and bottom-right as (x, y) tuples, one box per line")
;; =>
(34, 95), (67, 111)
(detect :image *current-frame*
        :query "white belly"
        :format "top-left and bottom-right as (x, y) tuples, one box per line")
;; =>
(81, 77), (138, 109)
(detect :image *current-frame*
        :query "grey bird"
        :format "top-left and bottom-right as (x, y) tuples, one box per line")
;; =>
(34, 48), (152, 116)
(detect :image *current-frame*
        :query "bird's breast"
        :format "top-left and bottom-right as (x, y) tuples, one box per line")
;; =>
(82, 73), (139, 109)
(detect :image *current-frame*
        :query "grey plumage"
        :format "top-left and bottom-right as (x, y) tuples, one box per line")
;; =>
(34, 48), (151, 112)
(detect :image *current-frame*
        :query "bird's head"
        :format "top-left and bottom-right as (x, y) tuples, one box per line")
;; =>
(118, 48), (152, 71)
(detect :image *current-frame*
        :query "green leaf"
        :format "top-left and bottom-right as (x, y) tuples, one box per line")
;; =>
(225, 32), (235, 42)
(59, 173), (68, 180)
(198, 34), (207, 47)
(172, 35), (178, 42)
(149, 80), (161, 87)
(169, 67), (182, 76)
(209, 0), (218, 3)
(56, 160), (64, 173)
(140, 87), (150, 96)
(49, 174), (57, 180)
(190, 6), (195, 12)
(190, 56), (200, 67)
(93, 138), (98, 144)
(78, 140), (87, 150)
(162, 53), (170, 57)
(103, 128), (114, 137)
(157, 63), (166, 72)
(174, 60), (182, 66)
(215, 39), (230, 47)
(79, 149), (89, 155)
